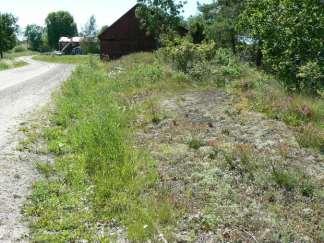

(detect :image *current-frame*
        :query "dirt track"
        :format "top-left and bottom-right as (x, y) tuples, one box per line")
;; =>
(0, 57), (73, 241)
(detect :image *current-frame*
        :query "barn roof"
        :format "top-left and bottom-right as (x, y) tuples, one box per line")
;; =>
(98, 4), (140, 40)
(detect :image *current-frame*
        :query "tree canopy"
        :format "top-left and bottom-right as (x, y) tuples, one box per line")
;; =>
(198, 0), (245, 53)
(25, 24), (43, 51)
(238, 0), (324, 93)
(45, 11), (78, 49)
(136, 0), (185, 38)
(81, 15), (98, 37)
(0, 13), (18, 58)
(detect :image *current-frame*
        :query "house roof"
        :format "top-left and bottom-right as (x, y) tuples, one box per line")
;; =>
(59, 37), (71, 42)
(59, 36), (84, 43)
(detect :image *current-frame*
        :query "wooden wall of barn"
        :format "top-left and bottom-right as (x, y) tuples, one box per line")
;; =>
(99, 5), (157, 59)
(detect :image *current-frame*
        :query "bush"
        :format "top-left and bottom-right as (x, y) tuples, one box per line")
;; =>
(80, 38), (100, 54)
(297, 61), (323, 95)
(160, 38), (244, 83)
(161, 38), (216, 73)
(13, 45), (27, 52)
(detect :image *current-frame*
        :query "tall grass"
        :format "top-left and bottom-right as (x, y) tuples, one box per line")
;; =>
(0, 59), (28, 71)
(33, 54), (98, 64)
(26, 53), (188, 241)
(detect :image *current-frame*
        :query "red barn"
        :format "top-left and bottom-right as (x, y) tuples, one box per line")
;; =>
(98, 4), (157, 59)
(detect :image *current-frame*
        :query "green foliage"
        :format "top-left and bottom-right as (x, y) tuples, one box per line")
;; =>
(0, 13), (18, 58)
(26, 54), (188, 241)
(198, 0), (245, 53)
(45, 11), (78, 49)
(0, 59), (27, 71)
(13, 45), (26, 52)
(238, 0), (324, 94)
(33, 55), (96, 64)
(25, 24), (44, 51)
(136, 0), (185, 37)
(161, 38), (243, 83)
(272, 169), (298, 191)
(187, 16), (205, 44)
(161, 38), (216, 73)
(80, 38), (100, 54)
(188, 138), (204, 150)
(297, 61), (323, 95)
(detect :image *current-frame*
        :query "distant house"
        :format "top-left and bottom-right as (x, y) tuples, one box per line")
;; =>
(98, 4), (157, 59)
(59, 37), (84, 55)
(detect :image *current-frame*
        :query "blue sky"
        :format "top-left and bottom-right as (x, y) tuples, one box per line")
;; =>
(0, 0), (213, 31)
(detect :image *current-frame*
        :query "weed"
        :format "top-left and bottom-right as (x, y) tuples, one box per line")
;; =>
(297, 123), (323, 150)
(300, 180), (315, 198)
(26, 53), (180, 241)
(272, 169), (298, 191)
(35, 162), (55, 178)
(188, 137), (204, 150)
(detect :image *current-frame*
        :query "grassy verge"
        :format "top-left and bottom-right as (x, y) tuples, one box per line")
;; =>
(24, 53), (190, 241)
(4, 50), (38, 59)
(0, 59), (28, 71)
(24, 51), (323, 241)
(227, 67), (323, 152)
(33, 54), (98, 64)
(160, 45), (323, 152)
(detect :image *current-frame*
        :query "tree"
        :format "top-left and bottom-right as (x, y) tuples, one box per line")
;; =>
(25, 24), (43, 51)
(238, 0), (324, 94)
(0, 13), (18, 58)
(81, 15), (98, 37)
(136, 0), (186, 38)
(198, 0), (245, 53)
(188, 16), (206, 44)
(45, 11), (78, 49)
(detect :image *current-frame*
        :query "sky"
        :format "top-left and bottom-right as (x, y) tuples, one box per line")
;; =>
(0, 0), (213, 32)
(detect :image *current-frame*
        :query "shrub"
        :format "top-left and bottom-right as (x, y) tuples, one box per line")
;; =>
(0, 62), (10, 70)
(297, 61), (323, 95)
(80, 38), (100, 54)
(161, 38), (216, 73)
(13, 45), (27, 52)
(188, 137), (204, 150)
(272, 169), (298, 191)
(297, 123), (323, 151)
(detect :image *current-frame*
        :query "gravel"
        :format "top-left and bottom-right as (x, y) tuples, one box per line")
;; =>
(0, 57), (73, 241)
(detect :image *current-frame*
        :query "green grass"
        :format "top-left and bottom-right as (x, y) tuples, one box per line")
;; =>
(24, 51), (323, 241)
(24, 53), (190, 241)
(228, 66), (324, 152)
(0, 59), (28, 71)
(33, 54), (99, 64)
(4, 50), (38, 59)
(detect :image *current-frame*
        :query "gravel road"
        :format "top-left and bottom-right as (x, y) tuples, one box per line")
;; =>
(0, 57), (73, 241)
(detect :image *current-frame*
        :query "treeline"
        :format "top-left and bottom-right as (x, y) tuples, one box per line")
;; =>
(0, 11), (100, 56)
(137, 0), (323, 95)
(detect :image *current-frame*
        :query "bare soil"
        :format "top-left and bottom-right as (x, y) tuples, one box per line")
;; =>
(136, 91), (323, 242)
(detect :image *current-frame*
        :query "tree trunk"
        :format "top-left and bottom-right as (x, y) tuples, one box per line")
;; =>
(256, 39), (263, 67)
(0, 51), (3, 59)
(256, 47), (262, 67)
(231, 33), (236, 54)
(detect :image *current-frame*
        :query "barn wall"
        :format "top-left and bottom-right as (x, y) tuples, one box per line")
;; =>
(99, 5), (157, 59)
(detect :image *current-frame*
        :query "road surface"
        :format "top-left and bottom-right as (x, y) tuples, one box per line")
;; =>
(0, 57), (73, 241)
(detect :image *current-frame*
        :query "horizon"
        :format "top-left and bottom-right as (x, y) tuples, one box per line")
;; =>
(1, 0), (212, 34)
